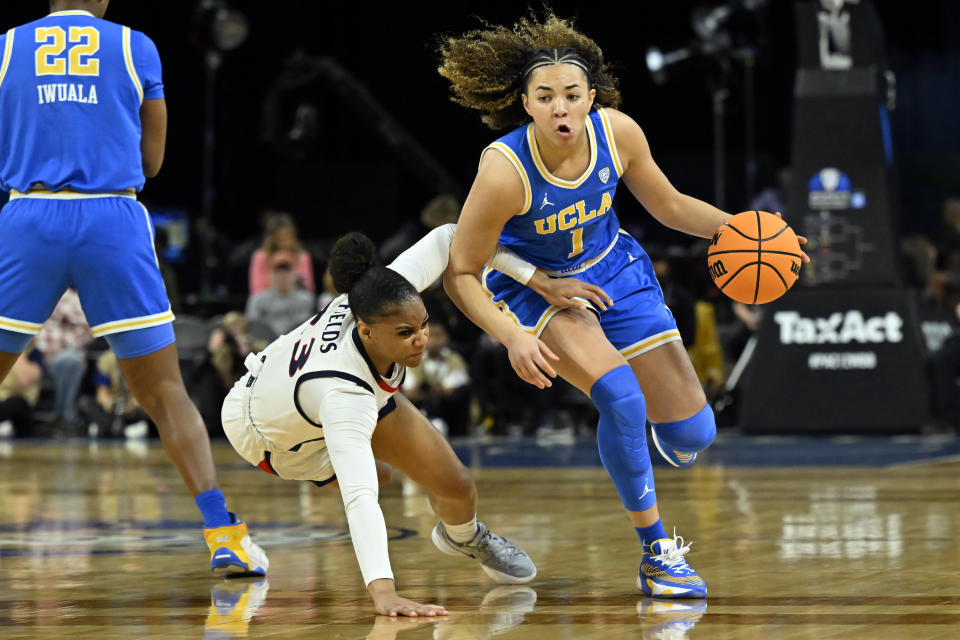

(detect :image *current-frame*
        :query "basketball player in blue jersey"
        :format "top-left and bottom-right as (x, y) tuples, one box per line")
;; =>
(0, 1), (267, 577)
(439, 10), (807, 598)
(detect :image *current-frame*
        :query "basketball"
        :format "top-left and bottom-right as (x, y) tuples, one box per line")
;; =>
(707, 210), (803, 304)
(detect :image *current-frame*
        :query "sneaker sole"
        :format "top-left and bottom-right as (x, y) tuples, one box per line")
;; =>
(213, 565), (268, 578)
(480, 563), (537, 585)
(431, 526), (537, 585)
(650, 428), (695, 468)
(431, 525), (466, 558)
(636, 575), (707, 598)
(210, 547), (268, 578)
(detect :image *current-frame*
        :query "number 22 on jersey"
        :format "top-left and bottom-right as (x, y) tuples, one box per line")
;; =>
(35, 26), (100, 76)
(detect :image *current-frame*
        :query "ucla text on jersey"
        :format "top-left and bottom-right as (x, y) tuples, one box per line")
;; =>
(486, 107), (625, 273)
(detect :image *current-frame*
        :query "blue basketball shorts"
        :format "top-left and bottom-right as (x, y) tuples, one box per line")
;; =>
(482, 230), (681, 359)
(0, 192), (174, 357)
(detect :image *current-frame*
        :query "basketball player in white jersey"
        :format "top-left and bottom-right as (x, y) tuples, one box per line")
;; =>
(221, 224), (610, 616)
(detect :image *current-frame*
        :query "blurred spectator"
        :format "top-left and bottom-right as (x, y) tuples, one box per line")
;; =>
(245, 250), (316, 336)
(930, 302), (960, 429)
(404, 323), (471, 437)
(187, 311), (268, 436)
(34, 288), (92, 431)
(647, 245), (695, 345)
(154, 226), (181, 312)
(378, 194), (460, 265)
(725, 301), (762, 362)
(79, 351), (151, 439)
(0, 346), (42, 438)
(316, 268), (337, 312)
(936, 197), (960, 271)
(901, 234), (938, 293)
(471, 334), (544, 435)
(750, 167), (791, 216)
(249, 212), (315, 295)
(209, 312), (267, 391)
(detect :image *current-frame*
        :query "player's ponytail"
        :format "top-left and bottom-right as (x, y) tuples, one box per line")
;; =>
(328, 231), (420, 322)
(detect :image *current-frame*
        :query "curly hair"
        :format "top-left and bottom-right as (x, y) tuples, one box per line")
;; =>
(437, 8), (621, 130)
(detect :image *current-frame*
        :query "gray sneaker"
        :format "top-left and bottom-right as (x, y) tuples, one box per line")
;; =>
(431, 521), (537, 584)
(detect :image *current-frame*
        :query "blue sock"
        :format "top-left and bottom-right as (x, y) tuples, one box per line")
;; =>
(636, 520), (669, 552)
(195, 489), (232, 528)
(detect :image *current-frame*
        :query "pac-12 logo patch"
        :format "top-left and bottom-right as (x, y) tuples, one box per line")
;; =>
(598, 167), (610, 184)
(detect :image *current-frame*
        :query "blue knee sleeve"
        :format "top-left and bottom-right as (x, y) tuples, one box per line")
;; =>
(0, 329), (32, 354)
(592, 365), (658, 512)
(650, 403), (716, 453)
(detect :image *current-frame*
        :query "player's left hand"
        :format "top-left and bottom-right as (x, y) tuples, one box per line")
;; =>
(504, 331), (558, 389)
(774, 212), (811, 263)
(528, 271), (614, 311)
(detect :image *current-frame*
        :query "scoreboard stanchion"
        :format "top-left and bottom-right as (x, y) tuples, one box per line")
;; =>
(737, 1), (933, 433)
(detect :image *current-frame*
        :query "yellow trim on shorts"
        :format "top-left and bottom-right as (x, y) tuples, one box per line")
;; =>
(0, 28), (15, 90)
(596, 107), (624, 177)
(620, 329), (682, 359)
(481, 266), (564, 337)
(526, 118), (597, 188)
(484, 142), (532, 214)
(90, 310), (175, 337)
(0, 315), (43, 335)
(480, 267), (561, 337)
(122, 26), (143, 104)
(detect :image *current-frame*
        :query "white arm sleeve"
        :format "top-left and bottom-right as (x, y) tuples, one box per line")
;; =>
(387, 223), (537, 289)
(488, 245), (536, 285)
(309, 384), (393, 586)
(386, 224), (456, 293)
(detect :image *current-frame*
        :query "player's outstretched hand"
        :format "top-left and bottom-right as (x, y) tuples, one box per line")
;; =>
(367, 615), (442, 639)
(373, 594), (448, 618)
(773, 211), (811, 264)
(528, 270), (614, 311)
(505, 331), (559, 389)
(369, 579), (448, 618)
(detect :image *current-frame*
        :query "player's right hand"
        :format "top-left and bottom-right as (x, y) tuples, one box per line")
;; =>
(505, 332), (559, 389)
(368, 579), (448, 617)
(367, 615), (442, 639)
(371, 593), (448, 618)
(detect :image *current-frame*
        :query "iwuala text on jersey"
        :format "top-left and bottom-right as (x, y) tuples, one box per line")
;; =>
(36, 82), (99, 105)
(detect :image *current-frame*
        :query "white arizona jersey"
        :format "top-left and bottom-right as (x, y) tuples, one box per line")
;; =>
(244, 293), (402, 453)
(222, 223), (534, 587)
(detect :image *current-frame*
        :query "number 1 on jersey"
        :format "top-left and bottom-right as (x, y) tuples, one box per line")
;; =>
(567, 227), (584, 258)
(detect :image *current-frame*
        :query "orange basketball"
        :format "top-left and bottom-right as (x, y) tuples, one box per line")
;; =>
(707, 210), (803, 304)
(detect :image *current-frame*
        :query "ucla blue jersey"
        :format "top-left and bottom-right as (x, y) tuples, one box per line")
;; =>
(487, 108), (625, 273)
(0, 10), (163, 193)
(481, 108), (683, 356)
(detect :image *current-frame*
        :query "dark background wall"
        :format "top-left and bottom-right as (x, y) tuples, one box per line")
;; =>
(5, 1), (959, 249)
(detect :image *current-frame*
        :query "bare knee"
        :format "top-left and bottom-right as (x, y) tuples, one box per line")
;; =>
(133, 378), (197, 428)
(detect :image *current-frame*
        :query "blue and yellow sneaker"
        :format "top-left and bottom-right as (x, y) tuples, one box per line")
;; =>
(203, 513), (269, 577)
(650, 426), (697, 468)
(637, 597), (707, 639)
(204, 577), (269, 639)
(637, 535), (706, 598)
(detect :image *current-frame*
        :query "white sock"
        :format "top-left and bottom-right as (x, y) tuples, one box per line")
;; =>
(443, 517), (478, 543)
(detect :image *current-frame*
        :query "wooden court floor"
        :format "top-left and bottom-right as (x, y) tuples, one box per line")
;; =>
(0, 439), (958, 639)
